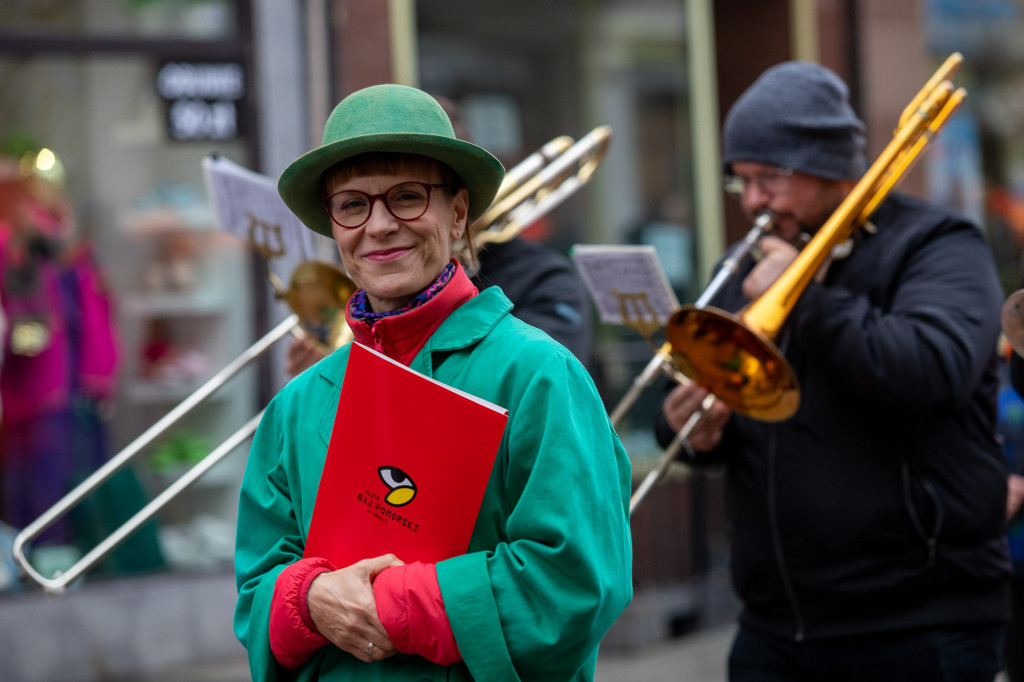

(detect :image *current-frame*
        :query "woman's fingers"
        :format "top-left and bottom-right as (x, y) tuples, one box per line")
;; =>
(305, 555), (404, 660)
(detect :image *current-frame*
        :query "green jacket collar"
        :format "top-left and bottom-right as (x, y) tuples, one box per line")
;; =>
(310, 287), (514, 444)
(409, 286), (513, 374)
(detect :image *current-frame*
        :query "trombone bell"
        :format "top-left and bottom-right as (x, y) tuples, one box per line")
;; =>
(666, 305), (799, 421)
(1002, 289), (1024, 358)
(283, 261), (357, 352)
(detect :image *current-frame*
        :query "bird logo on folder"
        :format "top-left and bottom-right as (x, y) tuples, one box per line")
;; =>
(303, 342), (509, 567)
(379, 466), (417, 506)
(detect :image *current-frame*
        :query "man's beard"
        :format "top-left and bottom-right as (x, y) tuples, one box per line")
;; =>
(791, 197), (846, 246)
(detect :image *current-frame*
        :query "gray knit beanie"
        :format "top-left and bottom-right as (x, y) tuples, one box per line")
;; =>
(722, 61), (867, 181)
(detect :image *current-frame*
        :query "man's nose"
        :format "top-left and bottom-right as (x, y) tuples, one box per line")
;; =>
(742, 183), (771, 212)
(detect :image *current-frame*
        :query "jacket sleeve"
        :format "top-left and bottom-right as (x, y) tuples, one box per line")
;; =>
(269, 557), (335, 668)
(788, 218), (1003, 413)
(234, 396), (311, 682)
(375, 562), (461, 665)
(435, 347), (633, 681)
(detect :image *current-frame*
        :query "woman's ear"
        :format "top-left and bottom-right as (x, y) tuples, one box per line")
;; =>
(449, 188), (469, 240)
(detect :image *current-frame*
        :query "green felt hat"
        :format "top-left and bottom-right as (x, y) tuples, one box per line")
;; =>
(279, 84), (506, 237)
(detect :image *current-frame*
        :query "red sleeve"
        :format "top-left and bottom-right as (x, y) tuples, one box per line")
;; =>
(373, 562), (462, 665)
(269, 557), (336, 669)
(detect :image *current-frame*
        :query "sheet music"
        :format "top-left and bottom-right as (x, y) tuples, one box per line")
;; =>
(570, 244), (680, 326)
(201, 154), (316, 261)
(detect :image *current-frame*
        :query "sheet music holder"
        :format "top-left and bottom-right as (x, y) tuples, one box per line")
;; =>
(569, 244), (680, 327)
(201, 154), (316, 262)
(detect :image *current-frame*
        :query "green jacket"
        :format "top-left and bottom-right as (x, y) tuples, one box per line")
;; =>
(235, 288), (633, 681)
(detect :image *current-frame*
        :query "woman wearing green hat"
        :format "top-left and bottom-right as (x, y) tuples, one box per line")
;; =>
(233, 84), (633, 681)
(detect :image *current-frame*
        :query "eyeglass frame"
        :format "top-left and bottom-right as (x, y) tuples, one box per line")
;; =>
(722, 167), (795, 197)
(322, 181), (452, 229)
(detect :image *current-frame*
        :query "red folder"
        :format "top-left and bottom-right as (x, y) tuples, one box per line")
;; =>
(303, 342), (508, 567)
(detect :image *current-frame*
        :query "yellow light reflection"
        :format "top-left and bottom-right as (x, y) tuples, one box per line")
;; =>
(35, 148), (56, 172)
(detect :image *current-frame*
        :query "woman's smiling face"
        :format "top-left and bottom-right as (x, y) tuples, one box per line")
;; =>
(326, 156), (468, 313)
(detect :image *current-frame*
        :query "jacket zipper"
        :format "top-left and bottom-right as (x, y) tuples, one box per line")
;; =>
(767, 425), (806, 641)
(901, 460), (941, 565)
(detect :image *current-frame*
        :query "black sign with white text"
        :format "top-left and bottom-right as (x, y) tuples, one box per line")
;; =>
(157, 61), (246, 141)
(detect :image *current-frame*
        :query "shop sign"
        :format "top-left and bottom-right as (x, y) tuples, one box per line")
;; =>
(156, 61), (246, 141)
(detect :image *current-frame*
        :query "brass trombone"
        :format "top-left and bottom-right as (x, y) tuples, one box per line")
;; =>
(665, 52), (965, 422)
(11, 127), (613, 595)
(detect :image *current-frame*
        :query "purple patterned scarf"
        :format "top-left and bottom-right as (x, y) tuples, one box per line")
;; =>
(348, 261), (456, 324)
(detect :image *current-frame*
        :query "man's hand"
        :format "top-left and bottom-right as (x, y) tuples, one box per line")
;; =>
(1009, 473), (1024, 520)
(742, 235), (833, 301)
(306, 554), (404, 662)
(285, 336), (328, 378)
(742, 236), (799, 301)
(662, 382), (731, 452)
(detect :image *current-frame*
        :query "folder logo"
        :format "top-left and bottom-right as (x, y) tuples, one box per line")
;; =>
(378, 466), (417, 507)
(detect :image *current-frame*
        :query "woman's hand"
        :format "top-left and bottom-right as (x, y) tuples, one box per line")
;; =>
(306, 554), (405, 662)
(662, 382), (731, 452)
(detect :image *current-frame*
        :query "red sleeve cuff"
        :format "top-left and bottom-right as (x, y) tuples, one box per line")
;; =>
(374, 562), (462, 666)
(270, 557), (336, 669)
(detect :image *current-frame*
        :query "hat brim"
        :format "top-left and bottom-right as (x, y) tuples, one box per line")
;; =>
(279, 132), (505, 238)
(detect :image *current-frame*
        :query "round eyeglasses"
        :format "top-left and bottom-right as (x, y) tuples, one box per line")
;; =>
(323, 181), (450, 229)
(722, 167), (795, 197)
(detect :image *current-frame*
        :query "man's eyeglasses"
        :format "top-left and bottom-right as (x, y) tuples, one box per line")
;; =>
(722, 167), (795, 197)
(323, 181), (450, 229)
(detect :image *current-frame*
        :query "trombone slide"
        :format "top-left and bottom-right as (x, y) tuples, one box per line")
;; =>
(472, 126), (612, 251)
(609, 343), (677, 427)
(11, 314), (301, 595)
(695, 211), (776, 309)
(628, 393), (713, 516)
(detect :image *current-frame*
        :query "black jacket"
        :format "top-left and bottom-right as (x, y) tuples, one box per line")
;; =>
(473, 237), (592, 364)
(658, 192), (1011, 641)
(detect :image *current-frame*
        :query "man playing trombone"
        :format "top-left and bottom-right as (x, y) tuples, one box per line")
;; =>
(657, 61), (1011, 681)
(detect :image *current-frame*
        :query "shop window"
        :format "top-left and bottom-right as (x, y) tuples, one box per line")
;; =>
(0, 51), (255, 587)
(2, 0), (239, 40)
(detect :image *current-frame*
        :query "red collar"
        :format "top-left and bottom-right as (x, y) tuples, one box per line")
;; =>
(345, 260), (478, 365)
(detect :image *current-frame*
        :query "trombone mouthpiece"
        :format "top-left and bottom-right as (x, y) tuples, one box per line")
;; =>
(754, 211), (777, 231)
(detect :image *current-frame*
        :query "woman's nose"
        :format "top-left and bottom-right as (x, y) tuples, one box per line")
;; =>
(362, 197), (398, 234)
